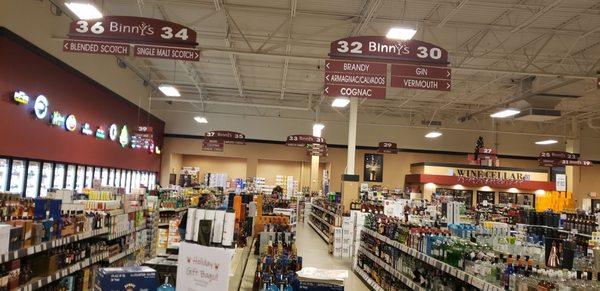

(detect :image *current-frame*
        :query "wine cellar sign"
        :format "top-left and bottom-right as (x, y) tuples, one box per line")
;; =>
(64, 16), (200, 61)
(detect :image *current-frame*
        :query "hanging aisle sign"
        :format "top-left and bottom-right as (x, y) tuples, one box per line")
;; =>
(324, 59), (387, 99)
(307, 143), (328, 157)
(68, 16), (197, 46)
(378, 142), (398, 154)
(64, 16), (200, 61)
(391, 64), (452, 91)
(205, 131), (246, 145)
(538, 151), (592, 167)
(202, 139), (224, 152)
(285, 135), (326, 147)
(329, 36), (448, 65)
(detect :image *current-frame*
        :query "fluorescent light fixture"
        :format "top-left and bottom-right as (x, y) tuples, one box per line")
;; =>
(386, 27), (417, 40)
(425, 131), (442, 138)
(65, 2), (103, 20)
(331, 97), (350, 108)
(490, 108), (520, 118)
(535, 139), (558, 145)
(158, 85), (181, 97)
(194, 116), (208, 124)
(313, 123), (325, 137)
(480, 186), (492, 192)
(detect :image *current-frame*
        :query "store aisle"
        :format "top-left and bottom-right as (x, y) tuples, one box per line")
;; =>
(295, 223), (369, 291)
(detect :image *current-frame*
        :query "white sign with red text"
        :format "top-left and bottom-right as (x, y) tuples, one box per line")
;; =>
(177, 242), (234, 291)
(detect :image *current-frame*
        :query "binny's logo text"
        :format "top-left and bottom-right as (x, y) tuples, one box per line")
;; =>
(109, 21), (154, 36)
(368, 41), (410, 55)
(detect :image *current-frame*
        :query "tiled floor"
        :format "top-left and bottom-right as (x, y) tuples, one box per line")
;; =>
(238, 222), (369, 291)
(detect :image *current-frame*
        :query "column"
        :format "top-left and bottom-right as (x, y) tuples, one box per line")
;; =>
(310, 123), (324, 192)
(566, 118), (581, 205)
(341, 98), (359, 211)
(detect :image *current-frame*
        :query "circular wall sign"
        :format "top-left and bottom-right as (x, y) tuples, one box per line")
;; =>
(65, 114), (77, 131)
(33, 95), (49, 119)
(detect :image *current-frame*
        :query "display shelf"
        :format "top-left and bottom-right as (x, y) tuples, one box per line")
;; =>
(357, 246), (426, 291)
(310, 212), (334, 229)
(353, 263), (384, 291)
(105, 225), (147, 240)
(307, 220), (330, 243)
(516, 223), (593, 238)
(311, 204), (338, 218)
(361, 228), (503, 291)
(159, 207), (188, 212)
(106, 243), (145, 264)
(17, 251), (109, 291)
(0, 228), (108, 264)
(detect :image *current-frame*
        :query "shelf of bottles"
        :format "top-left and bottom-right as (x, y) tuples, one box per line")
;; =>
(360, 227), (503, 291)
(252, 231), (302, 291)
(356, 245), (426, 291)
(353, 263), (385, 291)
(308, 200), (342, 245)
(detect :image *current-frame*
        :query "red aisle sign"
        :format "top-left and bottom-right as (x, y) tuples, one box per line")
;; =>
(68, 16), (198, 47)
(324, 59), (387, 99)
(134, 45), (200, 61)
(329, 36), (448, 65)
(378, 142), (398, 154)
(539, 159), (592, 167)
(390, 77), (451, 91)
(63, 39), (130, 56)
(286, 135), (326, 147)
(205, 131), (245, 145)
(391, 64), (451, 79)
(202, 139), (224, 152)
(539, 151), (579, 160)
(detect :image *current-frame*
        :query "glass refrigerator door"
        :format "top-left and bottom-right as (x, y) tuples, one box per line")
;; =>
(132, 171), (139, 190)
(25, 161), (41, 198)
(101, 168), (108, 186)
(109, 169), (115, 186)
(0, 159), (8, 192)
(142, 172), (149, 187)
(115, 170), (121, 188)
(93, 167), (101, 182)
(40, 163), (53, 197)
(85, 166), (93, 189)
(121, 171), (127, 188)
(65, 165), (76, 190)
(149, 173), (156, 189)
(75, 166), (85, 192)
(126, 171), (132, 194)
(53, 164), (65, 189)
(9, 160), (25, 194)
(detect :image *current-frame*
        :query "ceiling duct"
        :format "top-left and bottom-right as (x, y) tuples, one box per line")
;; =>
(509, 76), (581, 122)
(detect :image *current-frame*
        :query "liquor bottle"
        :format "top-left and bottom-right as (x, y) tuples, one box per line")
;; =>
(157, 276), (175, 291)
(502, 255), (515, 290)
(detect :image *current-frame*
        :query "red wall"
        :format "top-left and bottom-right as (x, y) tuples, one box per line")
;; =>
(0, 28), (164, 172)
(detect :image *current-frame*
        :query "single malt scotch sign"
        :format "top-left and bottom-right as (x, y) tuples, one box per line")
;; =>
(64, 16), (200, 61)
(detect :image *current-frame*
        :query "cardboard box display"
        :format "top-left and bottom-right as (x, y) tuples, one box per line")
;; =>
(95, 266), (158, 291)
(8, 227), (22, 251)
(0, 224), (11, 255)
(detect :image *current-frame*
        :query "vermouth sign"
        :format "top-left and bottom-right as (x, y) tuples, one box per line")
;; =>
(68, 16), (198, 47)
(329, 36), (448, 65)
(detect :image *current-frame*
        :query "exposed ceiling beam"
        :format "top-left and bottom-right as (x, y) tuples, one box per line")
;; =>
(509, 0), (564, 33)
(152, 97), (311, 111)
(437, 0), (470, 28)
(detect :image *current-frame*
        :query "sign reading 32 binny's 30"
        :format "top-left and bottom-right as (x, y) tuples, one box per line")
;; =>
(68, 16), (198, 47)
(329, 36), (448, 65)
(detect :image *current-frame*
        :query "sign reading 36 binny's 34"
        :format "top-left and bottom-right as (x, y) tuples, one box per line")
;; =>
(68, 16), (197, 47)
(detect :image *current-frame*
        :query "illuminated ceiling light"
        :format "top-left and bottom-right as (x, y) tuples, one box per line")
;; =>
(490, 108), (520, 118)
(194, 116), (208, 124)
(65, 2), (103, 20)
(158, 85), (181, 97)
(331, 97), (351, 108)
(386, 27), (417, 40)
(425, 131), (442, 138)
(480, 186), (492, 191)
(313, 123), (325, 137)
(535, 139), (558, 145)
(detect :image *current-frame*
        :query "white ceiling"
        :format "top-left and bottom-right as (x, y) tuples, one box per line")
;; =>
(54, 0), (600, 136)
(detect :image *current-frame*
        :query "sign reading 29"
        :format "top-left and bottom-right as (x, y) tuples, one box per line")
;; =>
(68, 16), (198, 46)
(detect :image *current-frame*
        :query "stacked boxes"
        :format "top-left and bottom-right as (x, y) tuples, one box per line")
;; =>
(341, 216), (354, 258)
(353, 211), (368, 257)
(332, 227), (342, 257)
